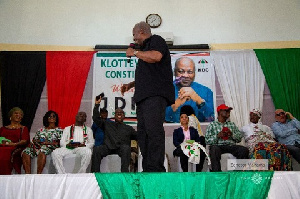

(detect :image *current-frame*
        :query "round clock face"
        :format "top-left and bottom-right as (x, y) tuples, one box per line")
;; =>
(146, 14), (162, 28)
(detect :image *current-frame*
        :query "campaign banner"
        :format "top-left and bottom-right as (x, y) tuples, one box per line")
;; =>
(93, 51), (215, 123)
(93, 52), (137, 119)
(166, 52), (215, 123)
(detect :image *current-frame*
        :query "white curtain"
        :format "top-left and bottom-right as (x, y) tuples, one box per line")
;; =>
(212, 50), (265, 128)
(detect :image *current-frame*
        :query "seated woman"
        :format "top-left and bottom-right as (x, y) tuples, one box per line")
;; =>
(22, 110), (63, 174)
(241, 109), (291, 171)
(173, 107), (206, 172)
(0, 107), (30, 175)
(181, 105), (204, 137)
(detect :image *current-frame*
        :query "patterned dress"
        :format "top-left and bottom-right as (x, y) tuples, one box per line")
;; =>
(241, 122), (291, 171)
(23, 127), (63, 157)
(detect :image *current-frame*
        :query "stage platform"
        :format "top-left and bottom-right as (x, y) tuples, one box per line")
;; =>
(0, 171), (299, 199)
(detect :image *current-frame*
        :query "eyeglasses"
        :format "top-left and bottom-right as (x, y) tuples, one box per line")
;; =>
(276, 112), (285, 116)
(177, 69), (194, 75)
(48, 115), (56, 118)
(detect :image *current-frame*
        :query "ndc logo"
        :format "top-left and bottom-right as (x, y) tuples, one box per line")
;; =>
(198, 59), (209, 72)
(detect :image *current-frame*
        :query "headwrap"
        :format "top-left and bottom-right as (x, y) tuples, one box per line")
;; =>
(180, 105), (195, 116)
(251, 108), (262, 118)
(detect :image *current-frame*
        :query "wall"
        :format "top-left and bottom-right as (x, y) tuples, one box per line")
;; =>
(0, 0), (299, 47)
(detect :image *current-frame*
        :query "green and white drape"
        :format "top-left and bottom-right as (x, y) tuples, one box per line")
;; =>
(255, 48), (300, 120)
(212, 48), (300, 128)
(0, 49), (299, 130)
(1, 172), (300, 199)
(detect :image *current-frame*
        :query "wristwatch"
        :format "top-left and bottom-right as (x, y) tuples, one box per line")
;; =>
(134, 50), (139, 56)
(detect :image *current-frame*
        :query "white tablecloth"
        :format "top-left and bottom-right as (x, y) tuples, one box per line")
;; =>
(0, 174), (101, 199)
(267, 171), (300, 199)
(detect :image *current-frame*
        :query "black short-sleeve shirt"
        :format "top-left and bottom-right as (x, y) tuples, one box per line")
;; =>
(134, 35), (175, 105)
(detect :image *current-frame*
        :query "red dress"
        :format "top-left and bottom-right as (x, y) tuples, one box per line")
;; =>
(0, 126), (30, 174)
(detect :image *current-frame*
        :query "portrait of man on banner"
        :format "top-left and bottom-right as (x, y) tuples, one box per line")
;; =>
(165, 52), (215, 123)
(93, 51), (215, 124)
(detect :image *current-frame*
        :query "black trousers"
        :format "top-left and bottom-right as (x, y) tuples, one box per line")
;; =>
(91, 144), (131, 172)
(209, 145), (249, 172)
(286, 145), (300, 164)
(136, 96), (167, 172)
(174, 147), (206, 172)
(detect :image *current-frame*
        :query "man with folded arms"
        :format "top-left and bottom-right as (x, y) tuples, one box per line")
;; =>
(205, 104), (249, 171)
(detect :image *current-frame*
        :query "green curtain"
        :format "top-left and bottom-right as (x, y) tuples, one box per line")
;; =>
(95, 172), (273, 199)
(254, 48), (300, 119)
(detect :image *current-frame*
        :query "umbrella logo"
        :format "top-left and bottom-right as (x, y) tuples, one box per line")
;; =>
(197, 59), (209, 72)
(198, 59), (208, 67)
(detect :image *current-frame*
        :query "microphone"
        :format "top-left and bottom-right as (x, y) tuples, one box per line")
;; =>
(127, 43), (135, 63)
(174, 76), (182, 85)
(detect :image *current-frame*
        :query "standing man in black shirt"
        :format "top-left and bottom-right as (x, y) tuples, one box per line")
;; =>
(91, 97), (137, 172)
(121, 21), (174, 172)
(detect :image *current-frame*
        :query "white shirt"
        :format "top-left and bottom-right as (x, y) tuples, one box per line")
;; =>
(60, 125), (94, 149)
(181, 126), (191, 141)
(241, 122), (274, 140)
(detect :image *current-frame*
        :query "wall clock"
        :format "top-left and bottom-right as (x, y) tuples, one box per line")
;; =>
(146, 14), (162, 28)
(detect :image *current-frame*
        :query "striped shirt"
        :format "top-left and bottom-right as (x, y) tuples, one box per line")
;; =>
(205, 121), (242, 145)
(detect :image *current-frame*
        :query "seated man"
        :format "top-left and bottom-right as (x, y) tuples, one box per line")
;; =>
(51, 112), (94, 174)
(271, 109), (300, 164)
(205, 104), (249, 171)
(91, 97), (137, 172)
(91, 108), (108, 147)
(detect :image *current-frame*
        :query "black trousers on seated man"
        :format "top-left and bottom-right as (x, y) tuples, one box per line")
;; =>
(91, 144), (131, 172)
(286, 145), (300, 164)
(209, 145), (249, 172)
(174, 147), (206, 172)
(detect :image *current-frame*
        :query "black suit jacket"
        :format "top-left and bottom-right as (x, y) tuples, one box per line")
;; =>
(173, 126), (205, 148)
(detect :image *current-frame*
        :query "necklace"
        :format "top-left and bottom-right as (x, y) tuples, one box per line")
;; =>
(10, 124), (20, 129)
